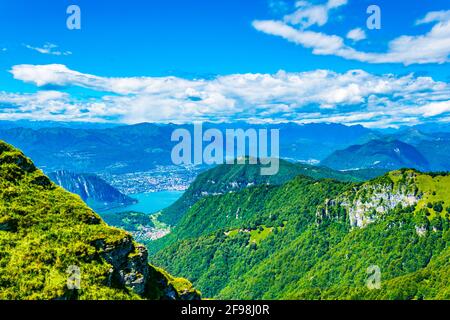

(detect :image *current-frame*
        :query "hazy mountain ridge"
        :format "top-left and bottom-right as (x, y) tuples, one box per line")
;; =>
(158, 158), (379, 226)
(321, 139), (430, 171)
(321, 128), (450, 172)
(48, 170), (137, 211)
(1, 121), (449, 181)
(0, 122), (379, 175)
(0, 124), (177, 174)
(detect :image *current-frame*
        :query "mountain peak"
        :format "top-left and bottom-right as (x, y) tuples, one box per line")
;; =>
(321, 139), (429, 171)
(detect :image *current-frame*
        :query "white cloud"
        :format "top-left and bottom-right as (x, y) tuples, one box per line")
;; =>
(4, 64), (450, 128)
(24, 43), (72, 56)
(254, 7), (450, 65)
(268, 0), (290, 14)
(284, 0), (347, 29)
(253, 20), (346, 55)
(0, 90), (96, 122)
(346, 28), (366, 41)
(416, 10), (450, 25)
(0, 90), (68, 105)
(417, 100), (450, 117)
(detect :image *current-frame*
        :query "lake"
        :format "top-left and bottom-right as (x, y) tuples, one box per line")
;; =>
(100, 191), (183, 214)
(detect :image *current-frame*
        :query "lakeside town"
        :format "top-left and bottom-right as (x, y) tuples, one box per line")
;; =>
(100, 165), (202, 194)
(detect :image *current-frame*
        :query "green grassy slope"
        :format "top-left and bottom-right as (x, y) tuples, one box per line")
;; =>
(0, 140), (199, 300)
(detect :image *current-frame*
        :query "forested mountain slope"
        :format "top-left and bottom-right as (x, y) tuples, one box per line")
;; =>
(158, 159), (381, 226)
(150, 167), (450, 299)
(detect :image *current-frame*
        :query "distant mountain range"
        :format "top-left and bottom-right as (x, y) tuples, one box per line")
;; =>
(321, 130), (450, 172)
(321, 139), (430, 171)
(0, 121), (449, 182)
(0, 122), (378, 175)
(0, 120), (120, 130)
(0, 124), (177, 174)
(4, 119), (450, 135)
(48, 170), (137, 211)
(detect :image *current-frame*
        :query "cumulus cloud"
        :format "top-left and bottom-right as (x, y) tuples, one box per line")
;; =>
(24, 43), (72, 56)
(284, 0), (347, 29)
(416, 10), (450, 25)
(346, 28), (366, 41)
(253, 20), (346, 55)
(0, 90), (97, 122)
(3, 64), (450, 128)
(267, 0), (290, 14)
(253, 4), (450, 65)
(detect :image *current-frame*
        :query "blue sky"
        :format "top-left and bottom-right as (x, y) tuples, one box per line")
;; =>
(0, 0), (449, 127)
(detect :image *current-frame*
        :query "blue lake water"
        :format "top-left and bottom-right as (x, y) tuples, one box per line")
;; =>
(101, 191), (183, 214)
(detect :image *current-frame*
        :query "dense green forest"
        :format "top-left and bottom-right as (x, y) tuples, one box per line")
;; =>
(0, 140), (199, 300)
(159, 158), (382, 226)
(150, 164), (450, 299)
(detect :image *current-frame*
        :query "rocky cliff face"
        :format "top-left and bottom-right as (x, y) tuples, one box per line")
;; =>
(48, 170), (136, 211)
(96, 235), (200, 300)
(0, 140), (200, 300)
(317, 170), (422, 228)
